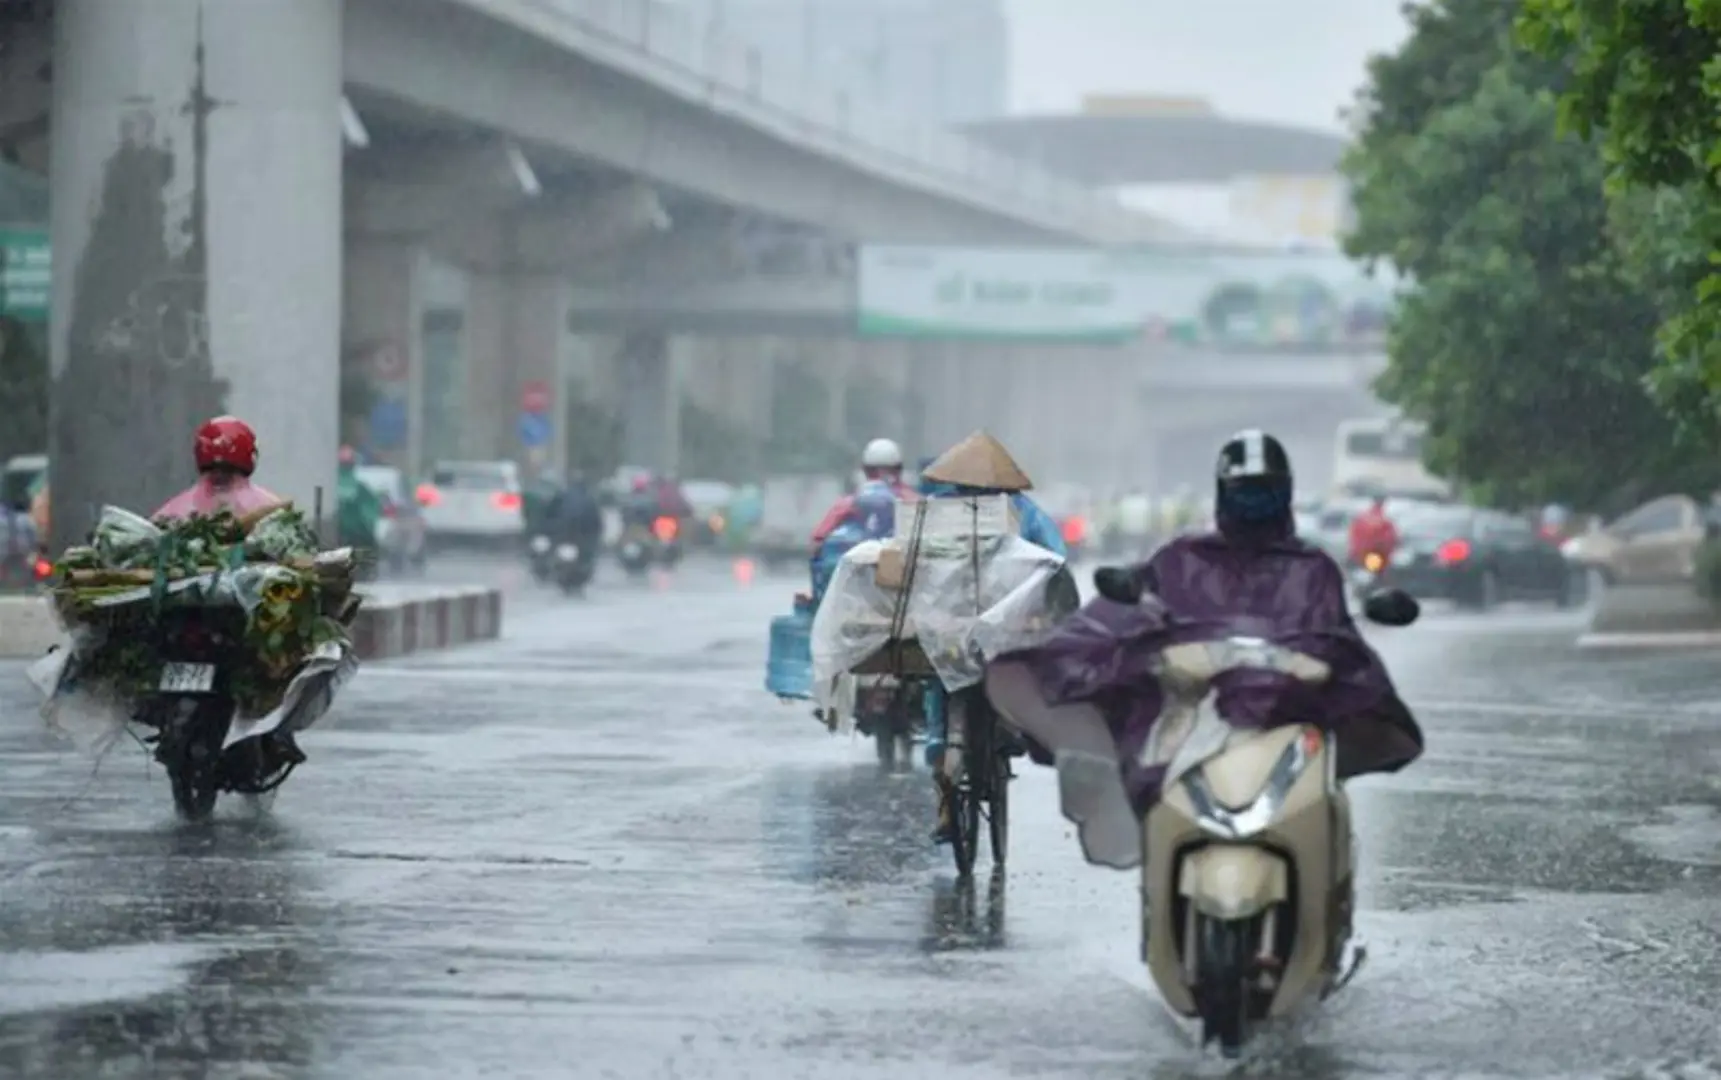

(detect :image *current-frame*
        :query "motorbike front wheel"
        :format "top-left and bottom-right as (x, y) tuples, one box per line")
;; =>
(1194, 914), (1258, 1058)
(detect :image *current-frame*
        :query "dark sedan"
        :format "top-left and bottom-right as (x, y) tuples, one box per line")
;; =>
(1384, 504), (1579, 610)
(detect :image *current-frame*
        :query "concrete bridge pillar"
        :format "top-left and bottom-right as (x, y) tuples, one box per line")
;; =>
(343, 240), (423, 470)
(48, 0), (342, 546)
(618, 332), (684, 474)
(465, 272), (570, 469)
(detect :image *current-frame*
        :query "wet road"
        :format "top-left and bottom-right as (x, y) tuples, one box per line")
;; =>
(3, 555), (1721, 1079)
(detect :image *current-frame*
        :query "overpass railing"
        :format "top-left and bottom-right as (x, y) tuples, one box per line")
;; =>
(488, 0), (1183, 242)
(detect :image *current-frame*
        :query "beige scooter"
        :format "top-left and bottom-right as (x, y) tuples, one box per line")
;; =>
(985, 579), (1419, 1058)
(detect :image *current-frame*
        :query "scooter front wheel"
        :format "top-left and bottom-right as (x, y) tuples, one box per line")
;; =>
(1194, 914), (1257, 1058)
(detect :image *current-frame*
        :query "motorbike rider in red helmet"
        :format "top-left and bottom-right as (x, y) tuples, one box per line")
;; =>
(153, 417), (302, 770)
(154, 416), (285, 520)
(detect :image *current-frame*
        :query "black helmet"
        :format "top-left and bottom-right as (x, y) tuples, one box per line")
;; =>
(1214, 429), (1294, 531)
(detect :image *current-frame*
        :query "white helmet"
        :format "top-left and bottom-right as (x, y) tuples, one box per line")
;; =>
(861, 437), (903, 470)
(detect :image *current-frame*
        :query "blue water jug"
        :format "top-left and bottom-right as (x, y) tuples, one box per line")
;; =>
(765, 596), (815, 700)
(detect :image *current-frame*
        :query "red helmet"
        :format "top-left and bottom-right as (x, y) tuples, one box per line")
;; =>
(193, 416), (258, 475)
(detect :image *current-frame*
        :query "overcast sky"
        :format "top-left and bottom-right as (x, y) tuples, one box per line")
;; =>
(1004, 0), (1412, 132)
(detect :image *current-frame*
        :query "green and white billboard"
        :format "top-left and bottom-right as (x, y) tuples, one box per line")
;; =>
(0, 226), (50, 323)
(856, 245), (1397, 347)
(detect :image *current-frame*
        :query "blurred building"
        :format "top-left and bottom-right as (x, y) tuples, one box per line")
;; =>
(669, 0), (1010, 123)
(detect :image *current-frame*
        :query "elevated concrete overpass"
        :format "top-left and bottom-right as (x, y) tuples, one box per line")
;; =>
(958, 112), (1350, 186)
(344, 0), (1191, 246)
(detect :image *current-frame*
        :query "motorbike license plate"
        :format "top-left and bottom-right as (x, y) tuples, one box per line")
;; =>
(556, 543), (580, 560)
(1391, 549), (1414, 567)
(622, 542), (642, 558)
(159, 662), (216, 693)
(530, 535), (552, 554)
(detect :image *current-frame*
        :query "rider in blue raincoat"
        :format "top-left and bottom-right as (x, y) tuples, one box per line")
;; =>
(810, 480), (898, 605)
(916, 432), (1067, 843)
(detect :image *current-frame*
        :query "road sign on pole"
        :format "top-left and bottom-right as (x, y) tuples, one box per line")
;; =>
(371, 340), (408, 381)
(520, 380), (551, 414)
(517, 411), (551, 448)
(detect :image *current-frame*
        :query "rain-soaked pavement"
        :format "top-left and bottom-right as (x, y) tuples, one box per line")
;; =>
(3, 553), (1721, 1079)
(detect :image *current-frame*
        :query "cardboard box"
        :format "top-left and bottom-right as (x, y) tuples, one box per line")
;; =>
(875, 494), (1017, 590)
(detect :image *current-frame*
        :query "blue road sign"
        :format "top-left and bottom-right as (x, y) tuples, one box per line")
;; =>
(369, 398), (408, 450)
(517, 411), (551, 448)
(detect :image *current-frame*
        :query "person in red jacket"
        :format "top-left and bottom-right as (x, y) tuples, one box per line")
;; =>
(1347, 496), (1399, 567)
(808, 437), (916, 549)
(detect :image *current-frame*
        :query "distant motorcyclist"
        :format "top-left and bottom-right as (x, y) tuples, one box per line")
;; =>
(915, 431), (1066, 843)
(523, 467), (564, 537)
(652, 472), (694, 522)
(0, 498), (37, 586)
(154, 416), (285, 520)
(619, 476), (660, 530)
(809, 438), (917, 549)
(809, 481), (897, 605)
(335, 446), (384, 554)
(1347, 494), (1399, 569)
(549, 470), (604, 560)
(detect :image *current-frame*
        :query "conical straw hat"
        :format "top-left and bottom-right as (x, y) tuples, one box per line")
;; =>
(921, 430), (1033, 492)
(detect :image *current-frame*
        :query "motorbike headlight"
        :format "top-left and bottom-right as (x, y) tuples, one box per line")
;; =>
(556, 544), (579, 560)
(1182, 726), (1324, 839)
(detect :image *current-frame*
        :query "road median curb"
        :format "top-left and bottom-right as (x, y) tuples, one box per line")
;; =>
(1581, 581), (1721, 651)
(0, 586), (504, 662)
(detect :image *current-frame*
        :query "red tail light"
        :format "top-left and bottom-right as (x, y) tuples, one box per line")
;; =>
(1061, 516), (1088, 545)
(32, 557), (52, 581)
(492, 492), (522, 512)
(1435, 538), (1471, 565)
(652, 516), (679, 542)
(416, 483), (441, 507)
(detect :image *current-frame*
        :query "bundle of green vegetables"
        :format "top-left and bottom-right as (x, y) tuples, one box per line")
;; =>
(47, 503), (363, 717)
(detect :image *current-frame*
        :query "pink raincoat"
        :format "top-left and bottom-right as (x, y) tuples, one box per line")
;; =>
(153, 474), (284, 520)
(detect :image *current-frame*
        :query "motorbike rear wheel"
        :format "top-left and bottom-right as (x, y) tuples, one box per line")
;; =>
(160, 701), (227, 821)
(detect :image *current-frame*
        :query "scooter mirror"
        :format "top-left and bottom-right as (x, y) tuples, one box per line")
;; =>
(1362, 588), (1420, 627)
(1093, 566), (1142, 605)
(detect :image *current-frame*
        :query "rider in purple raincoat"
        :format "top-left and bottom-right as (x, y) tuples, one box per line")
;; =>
(986, 430), (1422, 833)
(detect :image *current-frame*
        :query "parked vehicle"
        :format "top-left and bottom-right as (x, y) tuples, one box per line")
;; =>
(354, 465), (428, 574)
(681, 479), (736, 548)
(1385, 503), (1578, 610)
(1330, 416), (1451, 501)
(756, 475), (842, 569)
(1561, 494), (1705, 586)
(416, 460), (524, 550)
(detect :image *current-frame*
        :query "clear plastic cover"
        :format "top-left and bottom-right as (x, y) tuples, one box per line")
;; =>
(809, 497), (1074, 706)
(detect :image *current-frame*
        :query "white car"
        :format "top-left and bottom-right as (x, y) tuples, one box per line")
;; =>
(417, 460), (524, 547)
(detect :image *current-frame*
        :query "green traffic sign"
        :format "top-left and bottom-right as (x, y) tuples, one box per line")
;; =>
(0, 226), (49, 322)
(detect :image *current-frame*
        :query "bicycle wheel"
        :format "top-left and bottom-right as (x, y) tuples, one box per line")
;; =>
(947, 693), (983, 877)
(988, 746), (1010, 866)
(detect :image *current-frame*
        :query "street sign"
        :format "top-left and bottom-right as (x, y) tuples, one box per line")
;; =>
(371, 340), (407, 381)
(520, 380), (551, 414)
(517, 411), (550, 448)
(368, 398), (408, 450)
(0, 226), (49, 323)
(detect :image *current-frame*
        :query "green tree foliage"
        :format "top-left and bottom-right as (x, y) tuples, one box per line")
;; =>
(1344, 0), (1711, 509)
(1517, 0), (1721, 434)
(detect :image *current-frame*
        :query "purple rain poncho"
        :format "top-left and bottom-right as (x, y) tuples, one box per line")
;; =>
(985, 530), (1423, 817)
